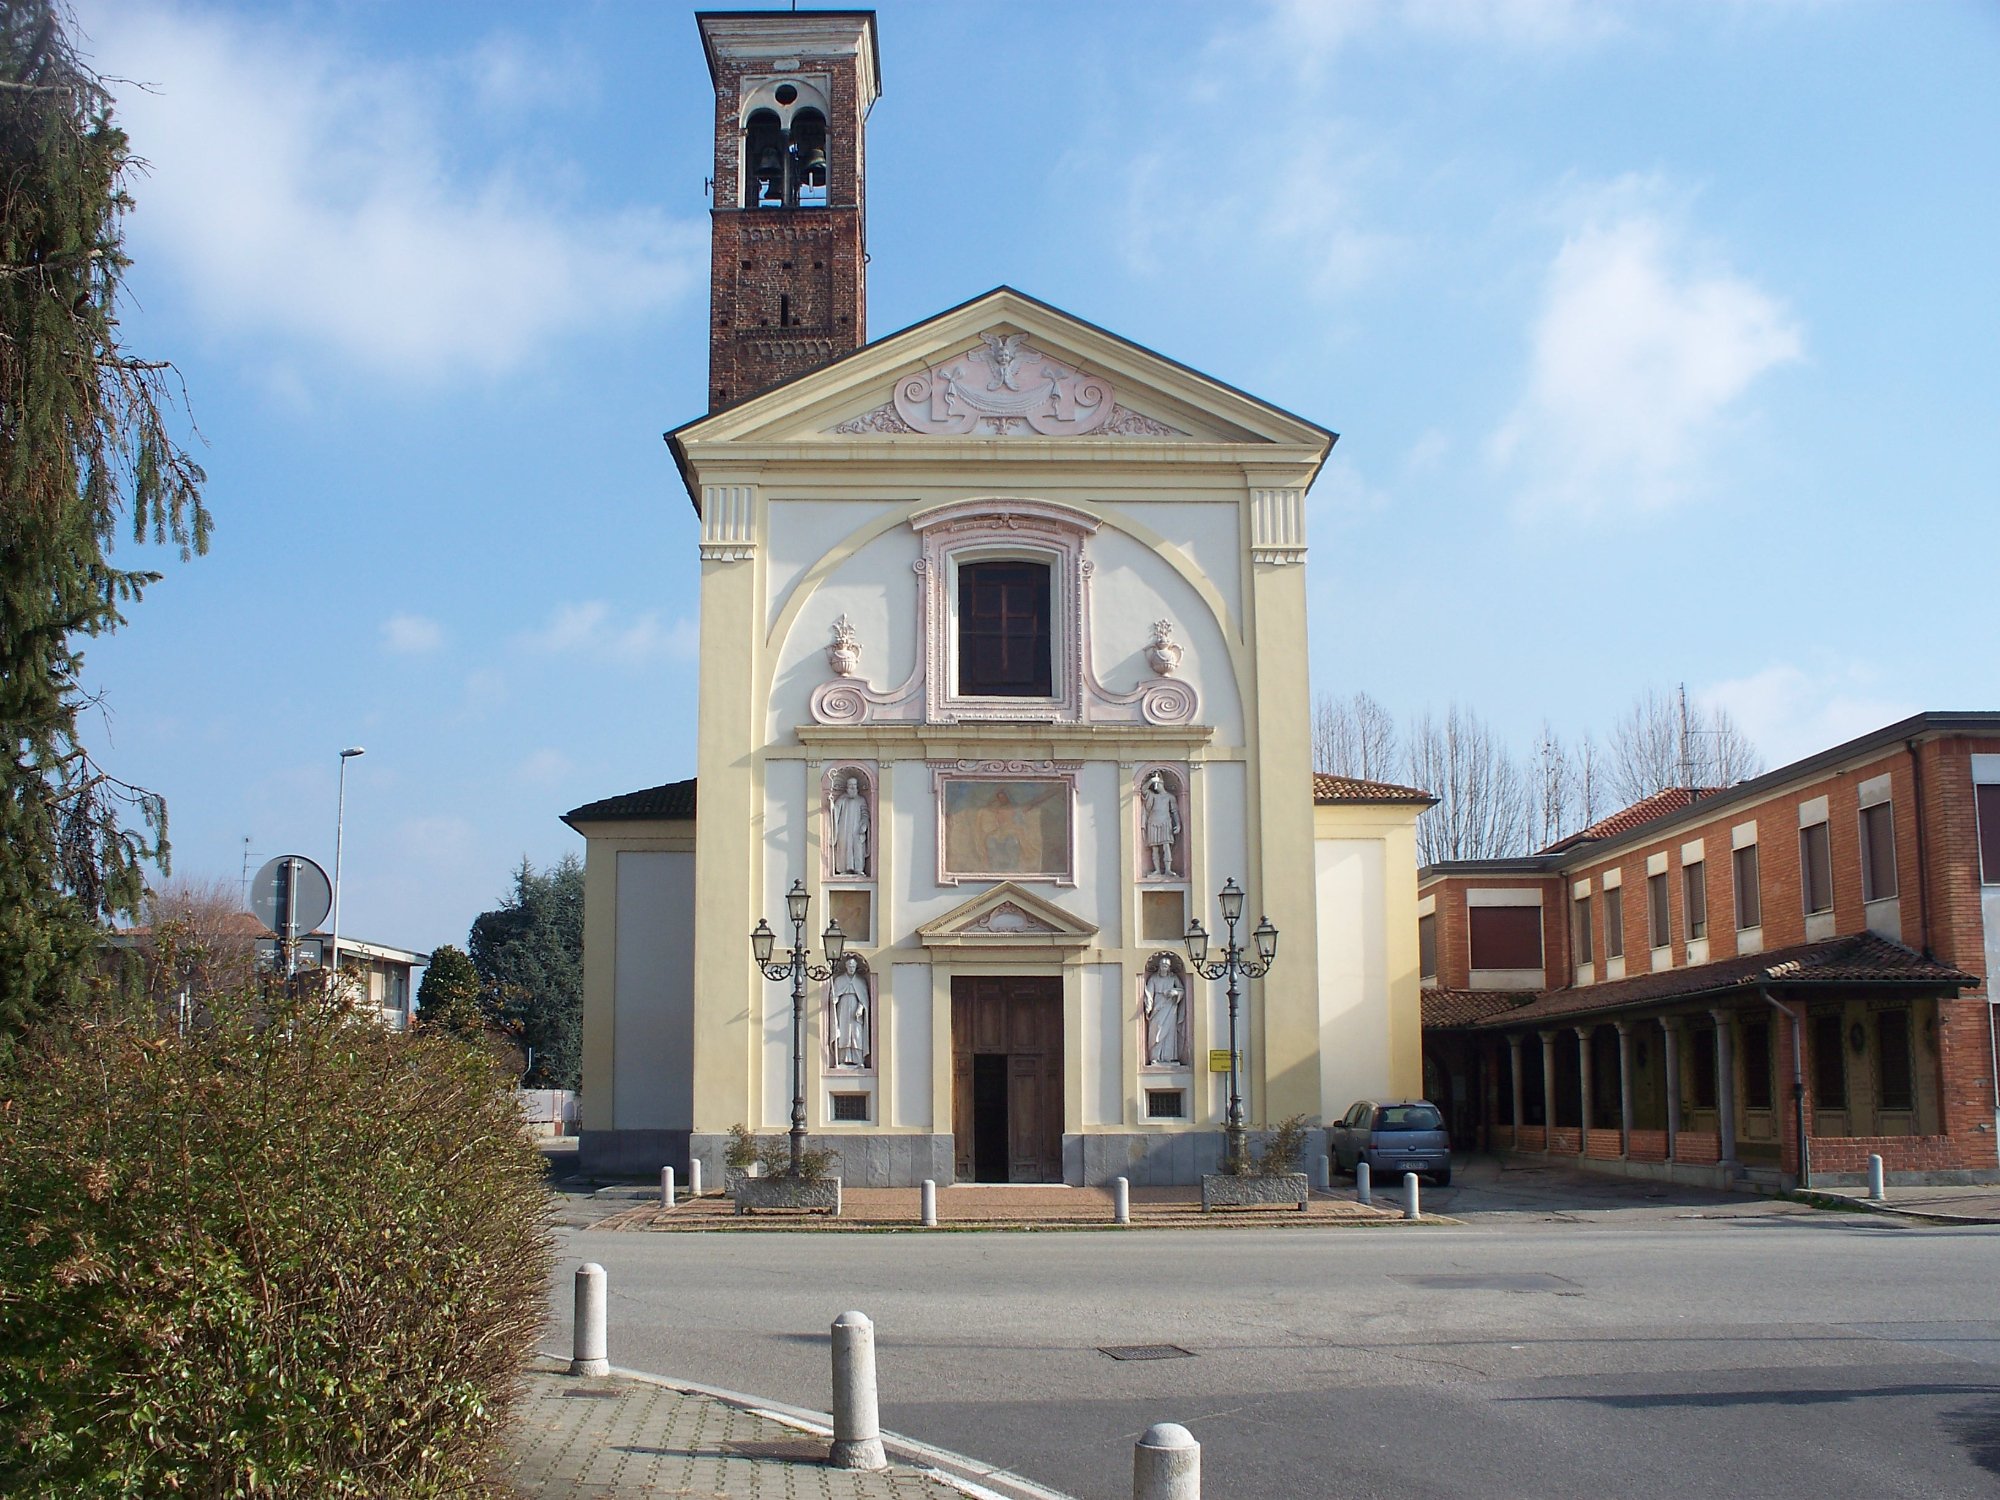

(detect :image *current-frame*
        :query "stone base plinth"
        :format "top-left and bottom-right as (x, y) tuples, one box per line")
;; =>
(1201, 1172), (1308, 1211)
(734, 1176), (842, 1215)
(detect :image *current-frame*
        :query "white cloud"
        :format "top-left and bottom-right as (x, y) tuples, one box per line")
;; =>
(1492, 183), (1803, 518)
(519, 601), (698, 665)
(85, 3), (702, 380)
(380, 612), (444, 654)
(1257, 0), (1625, 76)
(1699, 664), (1915, 770)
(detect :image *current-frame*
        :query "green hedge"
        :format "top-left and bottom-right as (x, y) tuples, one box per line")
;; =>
(0, 991), (553, 1497)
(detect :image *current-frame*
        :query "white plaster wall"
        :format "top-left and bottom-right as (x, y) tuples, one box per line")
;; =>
(1118, 501), (1242, 630)
(1315, 837), (1391, 1121)
(890, 962), (932, 1128)
(1085, 527), (1244, 745)
(763, 762), (808, 1128)
(765, 498), (899, 634)
(613, 851), (696, 1131)
(1077, 762), (1122, 946)
(1200, 760), (1250, 893)
(766, 517), (921, 740)
(1082, 962), (1124, 1126)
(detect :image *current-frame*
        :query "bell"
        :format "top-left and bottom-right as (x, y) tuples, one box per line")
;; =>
(798, 144), (828, 188)
(754, 144), (783, 181)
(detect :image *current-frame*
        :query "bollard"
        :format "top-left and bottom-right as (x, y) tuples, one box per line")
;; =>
(1113, 1175), (1131, 1225)
(1356, 1161), (1371, 1205)
(1312, 1154), (1331, 1191)
(660, 1166), (676, 1209)
(689, 1158), (703, 1198)
(569, 1263), (608, 1376)
(1132, 1421), (1200, 1500)
(1867, 1154), (1885, 1201)
(1403, 1172), (1420, 1221)
(921, 1179), (938, 1227)
(829, 1311), (886, 1470)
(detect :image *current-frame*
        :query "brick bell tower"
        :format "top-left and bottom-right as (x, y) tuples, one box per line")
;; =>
(696, 10), (880, 413)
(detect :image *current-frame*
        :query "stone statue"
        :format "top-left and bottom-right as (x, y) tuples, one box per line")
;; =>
(1141, 772), (1180, 879)
(830, 955), (869, 1070)
(1142, 955), (1185, 1067)
(830, 775), (870, 877)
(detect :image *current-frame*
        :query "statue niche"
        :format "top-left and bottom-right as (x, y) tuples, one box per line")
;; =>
(825, 766), (874, 880)
(1136, 767), (1186, 882)
(1140, 953), (1189, 1070)
(826, 954), (872, 1071)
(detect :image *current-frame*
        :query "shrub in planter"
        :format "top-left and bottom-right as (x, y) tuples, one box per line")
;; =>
(0, 987), (553, 1498)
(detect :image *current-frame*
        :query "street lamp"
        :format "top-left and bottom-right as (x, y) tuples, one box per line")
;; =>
(751, 879), (846, 1176)
(1186, 877), (1278, 1174)
(329, 746), (365, 999)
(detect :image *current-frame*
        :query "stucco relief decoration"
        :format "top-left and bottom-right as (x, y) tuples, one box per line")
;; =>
(1144, 620), (1183, 677)
(823, 765), (874, 879)
(1136, 766), (1187, 882)
(825, 615), (861, 677)
(824, 954), (873, 1071)
(1140, 953), (1190, 1069)
(966, 902), (1059, 936)
(893, 332), (1114, 437)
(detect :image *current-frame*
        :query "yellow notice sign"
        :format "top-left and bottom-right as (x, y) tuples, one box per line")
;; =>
(1208, 1049), (1234, 1074)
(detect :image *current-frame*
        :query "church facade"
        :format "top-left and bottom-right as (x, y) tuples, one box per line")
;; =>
(565, 10), (1429, 1186)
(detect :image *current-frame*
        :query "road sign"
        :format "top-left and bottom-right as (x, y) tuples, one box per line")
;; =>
(249, 855), (331, 937)
(1209, 1049), (1236, 1074)
(257, 937), (325, 969)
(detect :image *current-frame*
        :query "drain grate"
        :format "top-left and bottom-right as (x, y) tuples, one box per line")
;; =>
(1098, 1343), (1194, 1361)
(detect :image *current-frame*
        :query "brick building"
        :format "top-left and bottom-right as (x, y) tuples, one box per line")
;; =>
(1419, 713), (2000, 1188)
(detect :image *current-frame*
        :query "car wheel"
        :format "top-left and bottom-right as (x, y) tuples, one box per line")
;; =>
(1434, 1168), (1452, 1188)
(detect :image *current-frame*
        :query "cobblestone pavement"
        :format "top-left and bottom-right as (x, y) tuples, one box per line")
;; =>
(501, 1357), (977, 1499)
(589, 1182), (1407, 1232)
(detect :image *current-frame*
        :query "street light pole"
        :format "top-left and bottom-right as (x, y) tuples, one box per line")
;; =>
(752, 879), (845, 1176)
(329, 746), (365, 997)
(1186, 877), (1279, 1175)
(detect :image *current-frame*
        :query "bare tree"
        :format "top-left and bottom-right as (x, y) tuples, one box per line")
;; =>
(1608, 687), (1765, 804)
(123, 874), (261, 1009)
(1312, 690), (1399, 779)
(1405, 704), (1534, 864)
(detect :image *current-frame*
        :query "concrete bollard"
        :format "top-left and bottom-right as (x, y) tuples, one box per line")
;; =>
(1312, 1154), (1331, 1191)
(921, 1179), (938, 1227)
(829, 1311), (887, 1470)
(1867, 1154), (1885, 1201)
(689, 1159), (703, 1198)
(660, 1166), (676, 1209)
(1403, 1172), (1421, 1221)
(1132, 1421), (1200, 1500)
(1356, 1161), (1371, 1205)
(1113, 1175), (1131, 1225)
(569, 1263), (608, 1376)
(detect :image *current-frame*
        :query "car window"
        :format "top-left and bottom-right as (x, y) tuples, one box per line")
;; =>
(1345, 1104), (1367, 1127)
(1375, 1104), (1443, 1132)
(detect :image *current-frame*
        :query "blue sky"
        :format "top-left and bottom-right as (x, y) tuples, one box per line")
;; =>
(70, 1), (2000, 955)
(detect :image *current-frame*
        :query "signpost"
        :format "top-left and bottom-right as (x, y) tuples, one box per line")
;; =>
(249, 855), (332, 977)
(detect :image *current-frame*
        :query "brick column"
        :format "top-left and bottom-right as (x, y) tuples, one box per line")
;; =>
(1615, 1020), (1635, 1157)
(1661, 1018), (1682, 1162)
(1711, 1007), (1738, 1169)
(1540, 1030), (1558, 1153)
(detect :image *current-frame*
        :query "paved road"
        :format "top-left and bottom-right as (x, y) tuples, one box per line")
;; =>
(550, 1162), (2000, 1499)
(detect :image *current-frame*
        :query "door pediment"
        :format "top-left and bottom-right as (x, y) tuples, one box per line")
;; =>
(917, 881), (1098, 950)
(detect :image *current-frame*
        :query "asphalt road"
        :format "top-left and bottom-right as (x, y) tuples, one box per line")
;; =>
(547, 1163), (2000, 1499)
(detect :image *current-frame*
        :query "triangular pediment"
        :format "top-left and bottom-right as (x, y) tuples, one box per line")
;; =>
(916, 881), (1099, 949)
(670, 287), (1335, 453)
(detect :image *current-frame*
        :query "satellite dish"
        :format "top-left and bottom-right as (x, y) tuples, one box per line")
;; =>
(249, 855), (332, 937)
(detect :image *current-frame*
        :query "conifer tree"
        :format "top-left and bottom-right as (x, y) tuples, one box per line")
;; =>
(0, 2), (207, 1051)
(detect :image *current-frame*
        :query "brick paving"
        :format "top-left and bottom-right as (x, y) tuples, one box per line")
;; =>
(1809, 1182), (2000, 1224)
(501, 1357), (972, 1498)
(591, 1183), (1407, 1232)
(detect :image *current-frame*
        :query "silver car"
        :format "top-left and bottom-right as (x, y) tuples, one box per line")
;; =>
(1328, 1099), (1452, 1187)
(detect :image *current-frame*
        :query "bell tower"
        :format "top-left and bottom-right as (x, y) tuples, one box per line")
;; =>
(697, 10), (880, 412)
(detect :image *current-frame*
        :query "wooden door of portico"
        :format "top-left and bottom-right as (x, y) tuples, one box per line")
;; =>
(951, 975), (1063, 1182)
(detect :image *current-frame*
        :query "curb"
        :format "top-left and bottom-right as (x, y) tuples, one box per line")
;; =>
(1795, 1192), (2000, 1226)
(532, 1351), (1077, 1500)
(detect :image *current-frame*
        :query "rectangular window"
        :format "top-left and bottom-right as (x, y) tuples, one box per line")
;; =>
(1800, 822), (1833, 915)
(830, 1093), (871, 1122)
(1742, 1021), (1772, 1110)
(1418, 912), (1438, 979)
(1468, 905), (1542, 970)
(1604, 887), (1624, 959)
(956, 559), (1052, 697)
(1812, 1013), (1846, 1110)
(1980, 783), (2000, 884)
(1648, 872), (1671, 949)
(1733, 844), (1761, 930)
(1860, 802), (1897, 902)
(1876, 1011), (1914, 1112)
(1683, 860), (1707, 940)
(1572, 896), (1593, 965)
(1146, 1089), (1186, 1120)
(1691, 1028), (1718, 1109)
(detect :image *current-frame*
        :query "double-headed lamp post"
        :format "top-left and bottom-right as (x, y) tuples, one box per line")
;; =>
(1184, 877), (1279, 1174)
(329, 746), (365, 993)
(751, 879), (846, 1177)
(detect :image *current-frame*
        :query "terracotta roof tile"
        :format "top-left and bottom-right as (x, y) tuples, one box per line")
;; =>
(1423, 988), (1533, 1029)
(1537, 787), (1721, 853)
(1467, 933), (1976, 1028)
(564, 778), (697, 824)
(1313, 773), (1435, 806)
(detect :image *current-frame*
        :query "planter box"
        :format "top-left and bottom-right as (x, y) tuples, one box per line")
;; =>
(723, 1166), (761, 1193)
(1201, 1172), (1308, 1211)
(734, 1175), (842, 1216)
